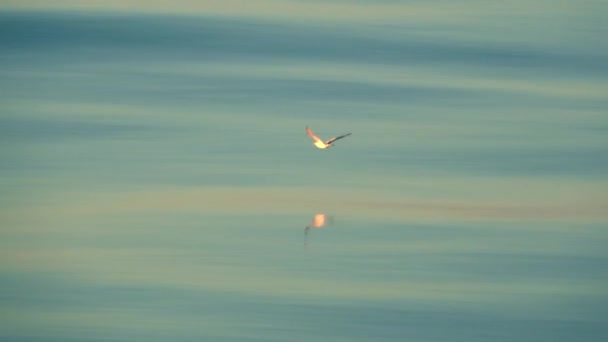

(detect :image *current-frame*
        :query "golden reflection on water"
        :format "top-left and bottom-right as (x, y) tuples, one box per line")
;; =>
(304, 213), (333, 246)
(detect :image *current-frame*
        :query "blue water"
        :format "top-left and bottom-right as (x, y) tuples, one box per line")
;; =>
(1, 7), (607, 341)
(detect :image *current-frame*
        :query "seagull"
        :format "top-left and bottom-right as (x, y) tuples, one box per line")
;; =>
(306, 126), (351, 149)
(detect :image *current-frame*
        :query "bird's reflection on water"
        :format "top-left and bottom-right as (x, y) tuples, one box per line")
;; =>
(304, 213), (333, 247)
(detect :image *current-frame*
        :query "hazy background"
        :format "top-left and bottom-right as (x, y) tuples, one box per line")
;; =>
(1, 1), (607, 341)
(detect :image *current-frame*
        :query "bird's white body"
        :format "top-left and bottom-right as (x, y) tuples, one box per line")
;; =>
(313, 140), (330, 149)
(306, 126), (351, 149)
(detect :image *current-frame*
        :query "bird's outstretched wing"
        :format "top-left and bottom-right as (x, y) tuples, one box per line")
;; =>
(325, 133), (352, 144)
(306, 126), (324, 144)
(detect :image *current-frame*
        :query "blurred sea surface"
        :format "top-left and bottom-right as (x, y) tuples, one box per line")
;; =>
(1, 6), (607, 341)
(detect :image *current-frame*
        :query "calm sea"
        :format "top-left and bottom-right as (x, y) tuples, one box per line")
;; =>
(1, 8), (607, 341)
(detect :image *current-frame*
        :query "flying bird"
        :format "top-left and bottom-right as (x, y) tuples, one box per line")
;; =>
(306, 126), (351, 149)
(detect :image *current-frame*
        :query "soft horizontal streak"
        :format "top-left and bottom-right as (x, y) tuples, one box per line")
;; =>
(6, 182), (606, 225)
(2, 0), (594, 24)
(138, 61), (608, 100)
(1, 307), (254, 340)
(2, 247), (604, 303)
